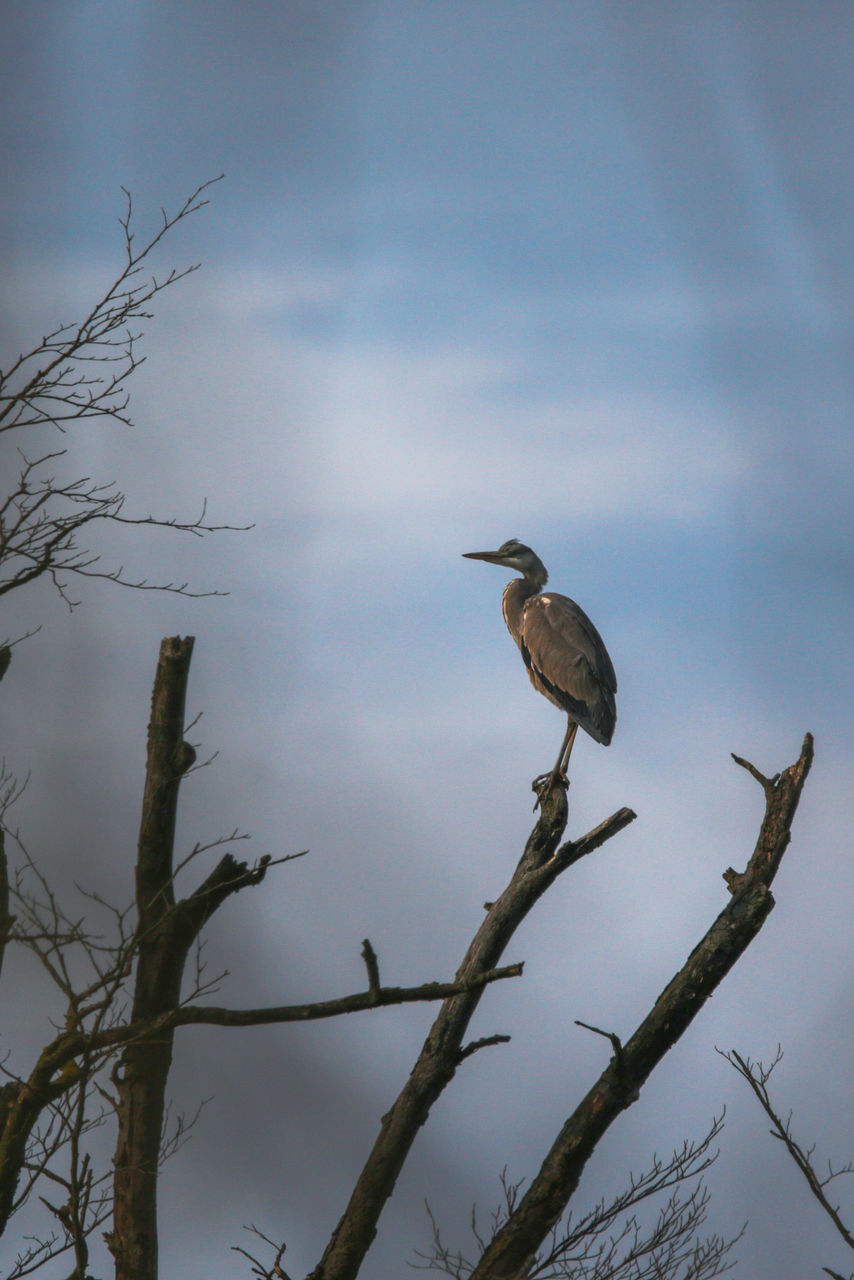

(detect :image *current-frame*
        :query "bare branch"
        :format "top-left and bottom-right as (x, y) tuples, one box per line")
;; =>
(361, 939), (381, 997)
(0, 827), (12, 981)
(0, 177), (246, 607)
(721, 1047), (854, 1256)
(108, 964), (526, 1039)
(232, 1224), (293, 1280)
(414, 1116), (741, 1280)
(464, 735), (813, 1280)
(574, 1019), (624, 1058)
(0, 177), (223, 436)
(458, 1034), (512, 1064)
(308, 785), (636, 1280)
(730, 752), (779, 797)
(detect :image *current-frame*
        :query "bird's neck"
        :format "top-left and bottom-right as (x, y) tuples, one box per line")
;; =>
(502, 574), (543, 641)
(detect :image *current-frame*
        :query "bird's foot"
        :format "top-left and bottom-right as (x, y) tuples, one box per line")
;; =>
(532, 770), (568, 812)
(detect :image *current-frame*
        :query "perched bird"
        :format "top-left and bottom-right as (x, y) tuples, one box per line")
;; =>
(463, 539), (617, 794)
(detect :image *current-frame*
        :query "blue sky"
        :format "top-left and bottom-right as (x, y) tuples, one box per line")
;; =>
(2, 3), (854, 1278)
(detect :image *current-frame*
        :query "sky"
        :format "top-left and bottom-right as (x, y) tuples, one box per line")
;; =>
(2, 2), (854, 1277)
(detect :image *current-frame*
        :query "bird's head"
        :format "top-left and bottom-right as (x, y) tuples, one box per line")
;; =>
(462, 540), (548, 586)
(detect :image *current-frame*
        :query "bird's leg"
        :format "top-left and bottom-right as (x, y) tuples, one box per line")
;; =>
(557, 719), (579, 779)
(533, 719), (578, 809)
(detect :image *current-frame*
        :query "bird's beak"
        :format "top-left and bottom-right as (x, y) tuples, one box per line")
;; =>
(462, 550), (508, 565)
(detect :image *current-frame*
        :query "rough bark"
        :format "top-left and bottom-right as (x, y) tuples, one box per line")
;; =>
(0, 1032), (84, 1233)
(110, 637), (270, 1279)
(468, 733), (814, 1279)
(0, 620), (524, 1266)
(308, 784), (637, 1280)
(110, 635), (197, 1280)
(0, 827), (10, 982)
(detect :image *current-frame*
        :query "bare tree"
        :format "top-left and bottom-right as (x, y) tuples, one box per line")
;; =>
(0, 184), (819, 1280)
(0, 191), (521, 1274)
(0, 636), (519, 1279)
(0, 176), (241, 611)
(302, 737), (812, 1280)
(0, 634), (813, 1278)
(721, 1047), (854, 1280)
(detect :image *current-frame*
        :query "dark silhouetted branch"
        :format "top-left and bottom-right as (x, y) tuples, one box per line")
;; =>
(0, 827), (11, 982)
(361, 938), (381, 997)
(414, 1115), (740, 1280)
(308, 784), (636, 1280)
(465, 734), (813, 1279)
(232, 1224), (293, 1279)
(163, 967), (524, 1030)
(103, 637), (529, 1280)
(721, 1046), (854, 1262)
(0, 178), (248, 608)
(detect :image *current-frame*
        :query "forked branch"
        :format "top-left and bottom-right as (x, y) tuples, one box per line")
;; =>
(0, 177), (247, 606)
(414, 1115), (739, 1280)
(721, 1046), (854, 1261)
(466, 734), (813, 1279)
(0, 638), (527, 1272)
(308, 786), (636, 1280)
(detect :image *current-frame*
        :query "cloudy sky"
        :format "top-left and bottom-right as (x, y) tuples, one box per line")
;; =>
(2, 3), (853, 1277)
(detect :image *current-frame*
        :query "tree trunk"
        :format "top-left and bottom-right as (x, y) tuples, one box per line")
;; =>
(110, 636), (196, 1280)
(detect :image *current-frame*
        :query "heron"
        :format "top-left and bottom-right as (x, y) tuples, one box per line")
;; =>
(463, 539), (616, 797)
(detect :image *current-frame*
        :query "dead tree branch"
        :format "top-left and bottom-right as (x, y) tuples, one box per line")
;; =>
(0, 177), (247, 607)
(721, 1046), (854, 1263)
(163, 967), (524, 1029)
(0, 817), (522, 1267)
(110, 634), (248, 1280)
(463, 734), (813, 1279)
(0, 180), (221, 438)
(233, 1224), (293, 1280)
(415, 1115), (740, 1279)
(109, 635), (198, 1279)
(100, 636), (526, 1280)
(307, 783), (637, 1280)
(0, 826), (11, 981)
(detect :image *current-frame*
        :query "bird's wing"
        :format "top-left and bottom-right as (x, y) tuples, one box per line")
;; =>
(520, 592), (617, 742)
(531, 593), (616, 687)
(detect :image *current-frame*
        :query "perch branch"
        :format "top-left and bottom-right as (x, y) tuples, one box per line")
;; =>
(308, 783), (635, 1280)
(467, 734), (813, 1279)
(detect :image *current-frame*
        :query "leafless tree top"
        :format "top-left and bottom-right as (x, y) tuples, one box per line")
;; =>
(0, 176), (247, 611)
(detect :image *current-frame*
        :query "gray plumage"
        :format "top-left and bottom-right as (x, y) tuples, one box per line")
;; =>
(463, 539), (616, 784)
